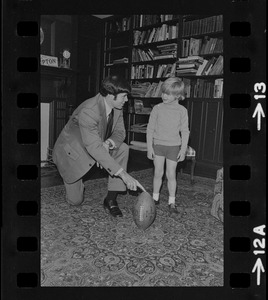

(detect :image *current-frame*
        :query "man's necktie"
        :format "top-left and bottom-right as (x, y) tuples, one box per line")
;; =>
(104, 109), (114, 140)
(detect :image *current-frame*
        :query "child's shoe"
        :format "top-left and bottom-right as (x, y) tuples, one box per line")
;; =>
(168, 203), (178, 214)
(154, 199), (160, 206)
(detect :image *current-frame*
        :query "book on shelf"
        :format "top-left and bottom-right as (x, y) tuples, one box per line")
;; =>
(209, 55), (223, 75)
(214, 38), (223, 53)
(156, 64), (166, 78)
(114, 17), (130, 32)
(196, 59), (208, 75)
(209, 38), (218, 54)
(154, 53), (177, 60)
(176, 56), (204, 75)
(213, 78), (224, 98)
(144, 82), (158, 97)
(182, 15), (223, 37)
(177, 63), (201, 69)
(147, 28), (156, 43)
(176, 68), (198, 75)
(189, 38), (202, 56)
(181, 39), (190, 57)
(133, 44), (177, 62)
(131, 65), (156, 79)
(177, 55), (204, 63)
(153, 80), (164, 97)
(203, 56), (217, 75)
(188, 78), (223, 98)
(162, 63), (176, 77)
(113, 57), (129, 64)
(157, 43), (177, 49)
(134, 100), (144, 113)
(182, 78), (191, 97)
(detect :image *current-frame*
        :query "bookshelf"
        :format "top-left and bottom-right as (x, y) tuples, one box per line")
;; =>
(101, 14), (223, 176)
(102, 16), (132, 80)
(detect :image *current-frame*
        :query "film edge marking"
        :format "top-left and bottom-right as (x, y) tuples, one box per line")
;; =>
(252, 225), (266, 286)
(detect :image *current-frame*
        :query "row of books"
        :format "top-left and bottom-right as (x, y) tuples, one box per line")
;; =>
(131, 78), (223, 98)
(181, 37), (223, 57)
(131, 82), (152, 97)
(132, 44), (177, 62)
(115, 18), (131, 32)
(131, 65), (155, 79)
(156, 63), (176, 78)
(133, 24), (179, 45)
(131, 63), (177, 80)
(183, 78), (224, 98)
(131, 55), (223, 78)
(133, 15), (162, 28)
(176, 55), (223, 76)
(131, 81), (164, 98)
(159, 15), (180, 22)
(133, 15), (180, 29)
(182, 15), (223, 37)
(107, 18), (131, 34)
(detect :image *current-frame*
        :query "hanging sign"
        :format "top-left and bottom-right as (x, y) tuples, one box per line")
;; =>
(40, 54), (58, 67)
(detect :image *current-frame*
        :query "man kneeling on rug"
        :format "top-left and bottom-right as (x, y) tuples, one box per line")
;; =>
(52, 75), (144, 217)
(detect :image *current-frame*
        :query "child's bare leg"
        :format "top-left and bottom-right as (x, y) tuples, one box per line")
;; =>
(153, 155), (165, 201)
(166, 159), (178, 201)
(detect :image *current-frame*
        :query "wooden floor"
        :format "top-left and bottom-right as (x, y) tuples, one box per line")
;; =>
(41, 149), (214, 188)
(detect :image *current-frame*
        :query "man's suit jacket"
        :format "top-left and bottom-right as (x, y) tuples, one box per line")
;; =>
(52, 93), (126, 184)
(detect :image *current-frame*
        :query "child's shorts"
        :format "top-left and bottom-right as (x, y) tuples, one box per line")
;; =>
(153, 144), (181, 162)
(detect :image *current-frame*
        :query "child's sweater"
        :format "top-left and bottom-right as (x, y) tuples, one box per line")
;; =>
(146, 101), (190, 153)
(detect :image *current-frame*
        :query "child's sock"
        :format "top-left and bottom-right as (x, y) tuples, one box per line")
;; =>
(153, 193), (159, 202)
(106, 191), (118, 201)
(168, 196), (175, 205)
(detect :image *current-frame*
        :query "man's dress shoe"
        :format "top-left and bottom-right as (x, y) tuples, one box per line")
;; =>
(103, 198), (123, 217)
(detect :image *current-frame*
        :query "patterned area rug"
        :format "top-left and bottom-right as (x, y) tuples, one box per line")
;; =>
(41, 169), (223, 286)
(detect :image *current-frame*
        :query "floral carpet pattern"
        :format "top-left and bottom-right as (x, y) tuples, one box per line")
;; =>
(41, 169), (223, 286)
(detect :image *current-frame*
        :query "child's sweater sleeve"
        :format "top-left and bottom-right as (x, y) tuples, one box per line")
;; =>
(146, 106), (157, 149)
(180, 107), (190, 153)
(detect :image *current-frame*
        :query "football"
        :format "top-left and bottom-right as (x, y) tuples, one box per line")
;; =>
(133, 192), (156, 230)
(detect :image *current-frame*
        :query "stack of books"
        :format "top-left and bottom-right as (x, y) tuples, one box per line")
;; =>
(196, 55), (223, 76)
(176, 55), (223, 76)
(176, 56), (204, 75)
(153, 43), (177, 60)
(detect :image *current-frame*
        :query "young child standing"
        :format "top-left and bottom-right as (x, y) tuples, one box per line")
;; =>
(146, 77), (190, 214)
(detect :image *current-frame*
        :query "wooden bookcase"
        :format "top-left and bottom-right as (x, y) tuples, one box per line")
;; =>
(101, 14), (223, 177)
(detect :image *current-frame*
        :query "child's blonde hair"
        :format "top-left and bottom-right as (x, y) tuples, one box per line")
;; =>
(161, 77), (185, 100)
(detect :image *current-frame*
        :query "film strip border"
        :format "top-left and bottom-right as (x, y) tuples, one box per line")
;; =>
(2, 0), (266, 299)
